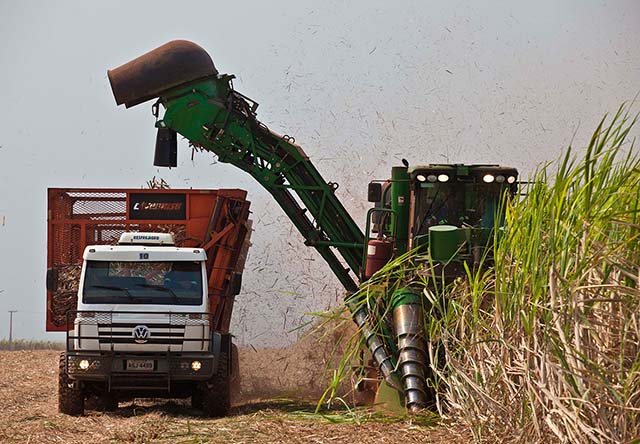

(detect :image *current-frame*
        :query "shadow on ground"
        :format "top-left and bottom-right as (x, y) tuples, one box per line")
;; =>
(108, 398), (320, 419)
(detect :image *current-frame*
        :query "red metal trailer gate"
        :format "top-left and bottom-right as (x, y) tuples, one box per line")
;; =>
(47, 188), (251, 332)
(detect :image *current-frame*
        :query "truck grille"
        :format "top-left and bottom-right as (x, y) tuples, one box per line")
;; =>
(68, 311), (210, 352)
(98, 324), (186, 345)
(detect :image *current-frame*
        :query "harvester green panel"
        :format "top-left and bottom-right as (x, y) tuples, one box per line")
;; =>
(390, 167), (410, 255)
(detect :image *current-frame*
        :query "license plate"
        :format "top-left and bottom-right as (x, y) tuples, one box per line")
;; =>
(126, 359), (154, 371)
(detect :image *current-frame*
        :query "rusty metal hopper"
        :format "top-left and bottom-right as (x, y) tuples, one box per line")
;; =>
(108, 40), (217, 108)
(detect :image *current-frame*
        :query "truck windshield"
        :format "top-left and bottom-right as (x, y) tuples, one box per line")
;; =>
(82, 260), (203, 305)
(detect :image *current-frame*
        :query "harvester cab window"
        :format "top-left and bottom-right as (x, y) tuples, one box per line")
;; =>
(413, 178), (511, 237)
(470, 180), (515, 230)
(472, 184), (501, 229)
(413, 183), (465, 236)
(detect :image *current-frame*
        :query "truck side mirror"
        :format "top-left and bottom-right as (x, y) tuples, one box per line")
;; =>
(46, 268), (58, 292)
(154, 127), (177, 167)
(229, 272), (243, 295)
(367, 182), (382, 203)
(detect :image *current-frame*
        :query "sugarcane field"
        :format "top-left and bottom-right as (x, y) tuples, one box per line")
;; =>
(1, 2), (639, 444)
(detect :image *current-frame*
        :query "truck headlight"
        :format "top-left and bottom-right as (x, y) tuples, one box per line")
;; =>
(483, 174), (495, 183)
(191, 360), (202, 371)
(79, 359), (90, 370)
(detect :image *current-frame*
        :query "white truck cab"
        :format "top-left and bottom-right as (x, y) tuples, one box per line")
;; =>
(60, 232), (231, 417)
(76, 233), (209, 352)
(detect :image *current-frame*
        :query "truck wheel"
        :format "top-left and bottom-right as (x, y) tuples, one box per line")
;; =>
(100, 395), (118, 412)
(191, 387), (203, 409)
(199, 350), (230, 417)
(58, 353), (84, 416)
(230, 343), (241, 403)
(86, 394), (118, 412)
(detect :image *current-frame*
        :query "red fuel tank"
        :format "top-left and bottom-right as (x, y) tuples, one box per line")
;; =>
(364, 239), (394, 279)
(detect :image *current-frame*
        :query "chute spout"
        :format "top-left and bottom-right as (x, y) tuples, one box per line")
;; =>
(108, 40), (218, 108)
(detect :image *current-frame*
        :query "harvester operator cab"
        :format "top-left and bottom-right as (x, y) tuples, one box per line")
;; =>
(411, 164), (517, 264)
(410, 165), (518, 235)
(365, 164), (518, 275)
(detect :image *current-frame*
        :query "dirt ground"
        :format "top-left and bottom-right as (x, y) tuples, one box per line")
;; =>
(0, 349), (469, 444)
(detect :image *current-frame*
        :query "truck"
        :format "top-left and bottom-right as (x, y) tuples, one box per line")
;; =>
(47, 188), (251, 416)
(107, 41), (519, 411)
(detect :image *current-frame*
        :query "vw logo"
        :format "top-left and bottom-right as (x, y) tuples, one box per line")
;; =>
(132, 325), (150, 343)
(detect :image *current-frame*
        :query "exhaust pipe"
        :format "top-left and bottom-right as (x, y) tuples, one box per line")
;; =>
(108, 40), (218, 108)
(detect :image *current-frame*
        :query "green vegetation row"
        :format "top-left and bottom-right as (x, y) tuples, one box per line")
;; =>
(320, 104), (640, 443)
(0, 339), (64, 351)
(435, 105), (640, 443)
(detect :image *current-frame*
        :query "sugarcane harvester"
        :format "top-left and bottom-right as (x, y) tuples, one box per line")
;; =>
(108, 40), (518, 411)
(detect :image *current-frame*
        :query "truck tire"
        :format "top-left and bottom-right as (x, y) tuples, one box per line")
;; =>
(86, 394), (118, 412)
(102, 395), (118, 411)
(58, 353), (84, 416)
(191, 387), (203, 409)
(199, 350), (230, 417)
(230, 343), (241, 403)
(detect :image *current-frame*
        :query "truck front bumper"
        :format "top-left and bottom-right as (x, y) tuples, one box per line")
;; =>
(66, 352), (215, 382)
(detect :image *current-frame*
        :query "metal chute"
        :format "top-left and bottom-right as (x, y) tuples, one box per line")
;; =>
(108, 40), (217, 108)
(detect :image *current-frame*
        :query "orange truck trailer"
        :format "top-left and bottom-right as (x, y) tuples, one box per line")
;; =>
(47, 188), (251, 416)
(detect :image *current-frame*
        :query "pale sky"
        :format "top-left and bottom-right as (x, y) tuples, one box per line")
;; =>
(0, 0), (639, 347)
